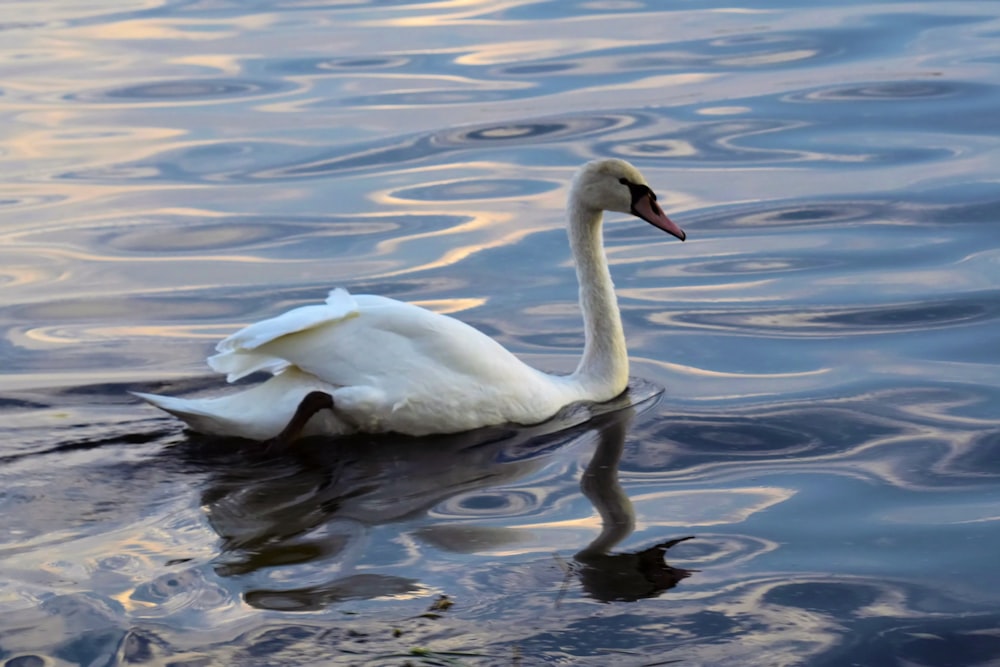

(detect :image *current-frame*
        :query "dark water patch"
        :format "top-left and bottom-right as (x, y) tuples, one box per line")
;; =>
(670, 292), (1000, 337)
(59, 140), (312, 184)
(628, 407), (889, 474)
(268, 55), (411, 75)
(0, 424), (176, 465)
(814, 299), (992, 331)
(688, 185), (1000, 235)
(500, 62), (577, 76)
(213, 536), (350, 577)
(603, 113), (959, 167)
(34, 594), (129, 665)
(632, 383), (1000, 490)
(56, 163), (164, 182)
(262, 113), (632, 179)
(0, 21), (47, 32)
(99, 215), (400, 255)
(788, 79), (980, 103)
(101, 218), (292, 253)
(244, 574), (423, 611)
(813, 609), (1000, 667)
(778, 78), (1000, 137)
(493, 9), (956, 74)
(515, 610), (691, 661)
(390, 178), (557, 202)
(491, 13), (958, 78)
(906, 182), (1000, 226)
(262, 51), (466, 86)
(597, 118), (803, 165)
(154, 141), (299, 180)
(689, 199), (888, 231)
(763, 580), (881, 615)
(4, 655), (48, 667)
(0, 193), (67, 210)
(2, 293), (251, 324)
(24, 212), (454, 258)
(940, 430), (1000, 478)
(450, 120), (598, 144)
(338, 89), (518, 107)
(255, 134), (428, 178)
(69, 78), (292, 104)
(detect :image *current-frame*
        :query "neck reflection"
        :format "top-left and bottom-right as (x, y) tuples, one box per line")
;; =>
(573, 406), (695, 603)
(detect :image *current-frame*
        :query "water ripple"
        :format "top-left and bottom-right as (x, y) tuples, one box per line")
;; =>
(390, 177), (557, 202)
(790, 79), (981, 103)
(661, 291), (1000, 337)
(68, 78), (294, 104)
(432, 489), (543, 520)
(252, 114), (632, 180)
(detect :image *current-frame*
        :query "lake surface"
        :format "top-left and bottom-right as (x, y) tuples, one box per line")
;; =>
(2, 0), (999, 665)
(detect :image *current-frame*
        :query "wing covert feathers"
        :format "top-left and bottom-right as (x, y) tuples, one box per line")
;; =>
(207, 288), (358, 382)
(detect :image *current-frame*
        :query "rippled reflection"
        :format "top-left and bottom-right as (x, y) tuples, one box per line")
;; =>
(253, 114), (634, 180)
(1, 371), (999, 663)
(192, 380), (665, 611)
(572, 406), (695, 602)
(71, 78), (294, 104)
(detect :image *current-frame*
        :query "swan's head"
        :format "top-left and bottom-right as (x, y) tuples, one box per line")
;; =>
(572, 159), (686, 241)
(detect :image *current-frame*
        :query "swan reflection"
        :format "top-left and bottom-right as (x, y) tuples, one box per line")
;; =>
(186, 379), (694, 610)
(572, 405), (695, 603)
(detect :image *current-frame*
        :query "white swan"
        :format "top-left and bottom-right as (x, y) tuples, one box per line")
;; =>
(135, 159), (686, 441)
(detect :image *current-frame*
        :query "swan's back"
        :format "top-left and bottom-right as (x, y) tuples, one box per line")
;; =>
(207, 290), (576, 433)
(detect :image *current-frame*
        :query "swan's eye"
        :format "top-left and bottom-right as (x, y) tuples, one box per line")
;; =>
(618, 177), (630, 186)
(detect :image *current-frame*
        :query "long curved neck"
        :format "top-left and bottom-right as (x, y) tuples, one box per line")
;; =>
(567, 197), (629, 400)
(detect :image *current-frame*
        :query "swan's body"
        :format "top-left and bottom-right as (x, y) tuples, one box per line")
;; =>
(136, 159), (685, 441)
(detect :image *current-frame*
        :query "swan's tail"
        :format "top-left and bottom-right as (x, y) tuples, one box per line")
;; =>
(132, 391), (241, 437)
(133, 368), (347, 441)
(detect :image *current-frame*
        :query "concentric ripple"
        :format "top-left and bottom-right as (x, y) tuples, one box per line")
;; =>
(70, 78), (293, 104)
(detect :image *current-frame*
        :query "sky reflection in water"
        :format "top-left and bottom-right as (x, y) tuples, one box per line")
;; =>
(1, 0), (999, 665)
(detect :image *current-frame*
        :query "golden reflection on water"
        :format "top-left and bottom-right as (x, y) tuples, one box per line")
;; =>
(718, 49), (819, 66)
(631, 487), (794, 526)
(453, 39), (638, 65)
(70, 15), (270, 42)
(364, 0), (535, 28)
(697, 106), (753, 116)
(587, 72), (717, 94)
(621, 280), (782, 304)
(409, 297), (487, 314)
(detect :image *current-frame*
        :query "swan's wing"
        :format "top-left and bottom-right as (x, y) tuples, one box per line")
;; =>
(206, 288), (560, 433)
(268, 293), (552, 400)
(209, 288), (358, 382)
(216, 288), (358, 353)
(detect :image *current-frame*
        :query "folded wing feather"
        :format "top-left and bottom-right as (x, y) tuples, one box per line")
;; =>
(208, 288), (360, 382)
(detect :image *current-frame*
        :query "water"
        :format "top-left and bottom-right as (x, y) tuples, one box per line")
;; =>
(1, 0), (999, 665)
